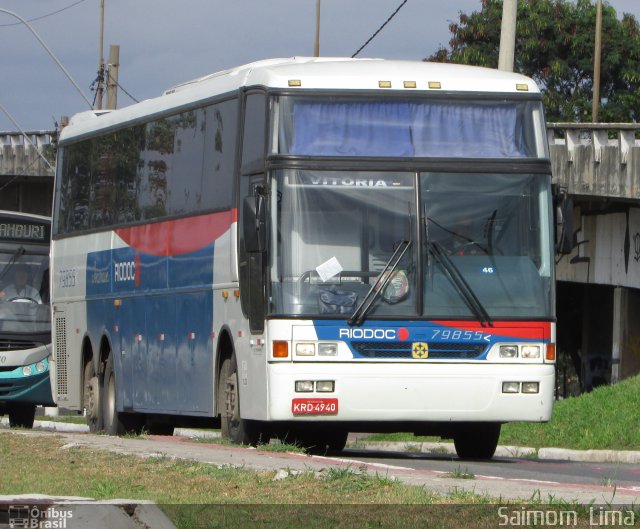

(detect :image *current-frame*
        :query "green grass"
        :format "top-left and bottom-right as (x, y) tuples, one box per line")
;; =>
(500, 375), (640, 450)
(361, 375), (640, 451)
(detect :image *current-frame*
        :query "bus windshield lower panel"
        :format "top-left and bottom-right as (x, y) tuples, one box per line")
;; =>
(269, 170), (553, 321)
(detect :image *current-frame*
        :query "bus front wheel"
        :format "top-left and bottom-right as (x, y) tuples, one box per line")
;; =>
(219, 356), (267, 446)
(8, 404), (36, 429)
(453, 422), (501, 460)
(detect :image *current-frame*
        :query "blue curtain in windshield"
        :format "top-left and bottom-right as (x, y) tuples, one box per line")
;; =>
(290, 102), (414, 156)
(288, 101), (528, 158)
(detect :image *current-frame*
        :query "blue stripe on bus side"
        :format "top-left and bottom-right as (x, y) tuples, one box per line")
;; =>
(86, 243), (215, 416)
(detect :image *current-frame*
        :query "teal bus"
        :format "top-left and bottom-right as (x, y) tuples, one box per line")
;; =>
(0, 210), (53, 427)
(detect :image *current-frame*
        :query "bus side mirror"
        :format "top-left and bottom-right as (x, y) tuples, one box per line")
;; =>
(553, 187), (573, 255)
(243, 194), (266, 253)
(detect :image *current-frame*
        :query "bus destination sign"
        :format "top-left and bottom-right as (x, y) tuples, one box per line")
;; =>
(0, 219), (50, 242)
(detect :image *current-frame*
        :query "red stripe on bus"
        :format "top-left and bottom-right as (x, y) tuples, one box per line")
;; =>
(115, 209), (236, 256)
(437, 321), (551, 340)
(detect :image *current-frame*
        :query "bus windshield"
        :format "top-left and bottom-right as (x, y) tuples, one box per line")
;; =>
(0, 247), (50, 334)
(269, 170), (553, 320)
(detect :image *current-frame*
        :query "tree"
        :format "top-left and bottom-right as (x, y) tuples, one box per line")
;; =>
(427, 0), (640, 123)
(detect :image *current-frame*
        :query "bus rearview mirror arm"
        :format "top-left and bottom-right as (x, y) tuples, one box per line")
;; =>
(243, 194), (267, 253)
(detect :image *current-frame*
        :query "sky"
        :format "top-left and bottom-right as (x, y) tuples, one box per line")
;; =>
(1, 0), (639, 132)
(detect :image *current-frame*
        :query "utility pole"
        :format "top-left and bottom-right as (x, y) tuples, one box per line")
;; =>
(106, 44), (119, 110)
(96, 0), (105, 110)
(314, 0), (320, 57)
(498, 0), (517, 72)
(592, 0), (603, 122)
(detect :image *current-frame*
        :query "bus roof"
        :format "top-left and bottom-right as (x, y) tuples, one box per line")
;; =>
(59, 57), (541, 143)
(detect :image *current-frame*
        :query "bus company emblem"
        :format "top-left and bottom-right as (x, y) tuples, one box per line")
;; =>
(412, 342), (429, 359)
(113, 254), (141, 287)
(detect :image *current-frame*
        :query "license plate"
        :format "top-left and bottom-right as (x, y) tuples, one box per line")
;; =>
(292, 398), (338, 416)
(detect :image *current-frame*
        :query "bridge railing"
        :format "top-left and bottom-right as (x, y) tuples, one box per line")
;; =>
(547, 123), (640, 200)
(0, 130), (56, 177)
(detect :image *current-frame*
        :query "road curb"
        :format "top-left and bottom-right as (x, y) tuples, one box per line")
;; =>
(4, 420), (640, 465)
(348, 441), (640, 464)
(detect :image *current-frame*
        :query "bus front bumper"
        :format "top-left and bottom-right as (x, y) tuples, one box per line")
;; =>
(266, 362), (555, 423)
(0, 360), (54, 406)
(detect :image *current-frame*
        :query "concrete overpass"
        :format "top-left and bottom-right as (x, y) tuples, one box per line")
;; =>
(549, 123), (640, 394)
(1, 124), (639, 395)
(0, 130), (55, 215)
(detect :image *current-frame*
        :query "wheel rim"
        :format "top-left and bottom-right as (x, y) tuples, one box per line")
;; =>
(224, 367), (240, 430)
(83, 369), (99, 425)
(106, 372), (115, 427)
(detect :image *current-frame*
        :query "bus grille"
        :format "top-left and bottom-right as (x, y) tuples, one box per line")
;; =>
(55, 316), (68, 398)
(351, 341), (487, 359)
(0, 340), (38, 351)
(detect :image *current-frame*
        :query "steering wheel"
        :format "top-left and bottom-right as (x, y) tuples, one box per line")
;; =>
(7, 296), (39, 304)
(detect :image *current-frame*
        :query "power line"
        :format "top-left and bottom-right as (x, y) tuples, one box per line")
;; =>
(107, 70), (139, 104)
(0, 0), (88, 28)
(352, 0), (408, 58)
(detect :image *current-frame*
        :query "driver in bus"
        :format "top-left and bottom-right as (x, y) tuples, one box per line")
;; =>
(0, 264), (42, 303)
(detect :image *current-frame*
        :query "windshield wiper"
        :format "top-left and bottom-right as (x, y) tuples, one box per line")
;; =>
(0, 246), (25, 285)
(426, 240), (493, 327)
(347, 240), (412, 326)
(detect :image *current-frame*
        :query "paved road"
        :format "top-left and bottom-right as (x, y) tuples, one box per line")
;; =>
(2, 426), (639, 506)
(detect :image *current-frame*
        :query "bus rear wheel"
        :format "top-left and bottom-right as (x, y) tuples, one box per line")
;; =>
(8, 404), (36, 429)
(219, 356), (267, 446)
(83, 360), (103, 433)
(453, 422), (501, 460)
(102, 355), (143, 436)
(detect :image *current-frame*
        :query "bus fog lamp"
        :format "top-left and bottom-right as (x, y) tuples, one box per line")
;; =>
(318, 343), (337, 356)
(521, 345), (540, 358)
(502, 381), (520, 393)
(522, 382), (539, 394)
(295, 380), (314, 393)
(22, 366), (32, 376)
(499, 345), (518, 358)
(296, 343), (315, 356)
(35, 361), (46, 373)
(315, 380), (335, 393)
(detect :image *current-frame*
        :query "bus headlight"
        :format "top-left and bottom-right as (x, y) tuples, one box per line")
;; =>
(22, 366), (32, 376)
(35, 361), (47, 373)
(499, 345), (518, 358)
(521, 345), (541, 359)
(296, 343), (316, 356)
(318, 343), (337, 356)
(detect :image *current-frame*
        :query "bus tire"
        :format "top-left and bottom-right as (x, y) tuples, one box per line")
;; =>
(83, 360), (103, 433)
(219, 356), (267, 446)
(102, 354), (142, 436)
(8, 404), (36, 429)
(453, 422), (501, 460)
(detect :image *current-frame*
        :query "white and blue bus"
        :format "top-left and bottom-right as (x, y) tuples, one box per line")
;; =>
(51, 58), (556, 458)
(0, 210), (53, 428)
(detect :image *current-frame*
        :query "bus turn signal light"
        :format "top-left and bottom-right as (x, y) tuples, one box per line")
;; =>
(546, 343), (556, 361)
(273, 341), (289, 358)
